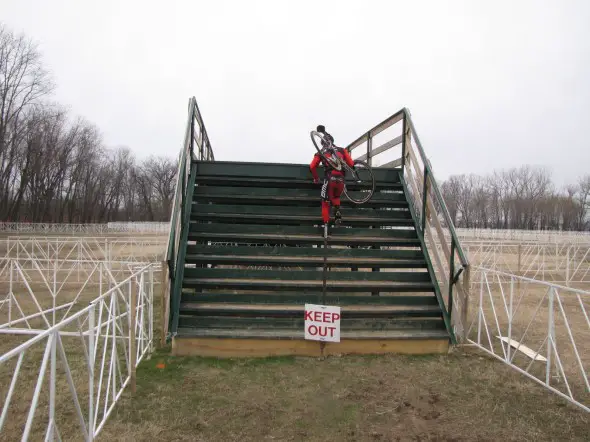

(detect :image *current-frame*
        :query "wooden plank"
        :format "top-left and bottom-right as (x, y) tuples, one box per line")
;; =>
(186, 243), (423, 258)
(323, 337), (448, 356)
(189, 222), (418, 239)
(191, 203), (412, 218)
(496, 336), (547, 362)
(356, 135), (403, 161)
(347, 111), (405, 152)
(178, 316), (445, 331)
(172, 332), (449, 357)
(380, 158), (403, 168)
(172, 336), (322, 357)
(194, 186), (404, 199)
(195, 175), (404, 191)
(183, 268), (431, 283)
(183, 278), (434, 292)
(192, 192), (408, 208)
(195, 160), (400, 183)
(180, 292), (440, 306)
(180, 303), (441, 315)
(185, 253), (426, 269)
(190, 213), (415, 228)
(188, 231), (421, 247)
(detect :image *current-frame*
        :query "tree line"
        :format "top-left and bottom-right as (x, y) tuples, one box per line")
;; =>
(0, 24), (177, 223)
(440, 166), (590, 231)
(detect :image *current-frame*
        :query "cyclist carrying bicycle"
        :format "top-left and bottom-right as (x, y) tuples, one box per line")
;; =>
(309, 125), (355, 225)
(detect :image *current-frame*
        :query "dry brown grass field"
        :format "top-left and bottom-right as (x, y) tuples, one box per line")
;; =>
(1, 234), (589, 441)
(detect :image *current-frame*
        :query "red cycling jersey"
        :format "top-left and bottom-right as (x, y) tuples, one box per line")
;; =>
(309, 147), (355, 181)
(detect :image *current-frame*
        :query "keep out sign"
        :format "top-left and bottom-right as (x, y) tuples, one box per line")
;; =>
(304, 304), (341, 343)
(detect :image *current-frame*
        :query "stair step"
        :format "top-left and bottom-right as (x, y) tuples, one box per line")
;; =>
(175, 327), (449, 340)
(184, 268), (431, 282)
(195, 160), (401, 183)
(187, 244), (423, 258)
(190, 223), (419, 238)
(179, 303), (442, 317)
(178, 315), (445, 330)
(183, 268), (433, 292)
(195, 175), (404, 191)
(185, 246), (426, 268)
(189, 224), (421, 246)
(183, 279), (432, 292)
(180, 292), (439, 306)
(191, 204), (413, 227)
(193, 187), (407, 208)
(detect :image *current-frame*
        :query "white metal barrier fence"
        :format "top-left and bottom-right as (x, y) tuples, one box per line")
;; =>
(1, 236), (166, 264)
(0, 262), (155, 441)
(463, 242), (590, 287)
(467, 267), (590, 412)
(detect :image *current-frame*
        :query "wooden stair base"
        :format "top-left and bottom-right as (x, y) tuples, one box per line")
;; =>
(171, 333), (449, 358)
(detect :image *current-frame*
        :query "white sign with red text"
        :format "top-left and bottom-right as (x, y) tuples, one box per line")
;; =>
(304, 304), (341, 343)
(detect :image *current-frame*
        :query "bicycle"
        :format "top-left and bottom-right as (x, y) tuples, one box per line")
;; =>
(310, 130), (375, 204)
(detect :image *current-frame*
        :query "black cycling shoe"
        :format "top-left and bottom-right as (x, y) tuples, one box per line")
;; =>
(334, 209), (342, 226)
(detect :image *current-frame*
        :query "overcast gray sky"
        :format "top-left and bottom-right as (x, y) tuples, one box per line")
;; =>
(2, 0), (589, 186)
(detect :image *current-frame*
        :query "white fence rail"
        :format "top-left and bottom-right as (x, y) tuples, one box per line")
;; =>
(1, 237), (166, 264)
(467, 267), (590, 412)
(0, 262), (154, 441)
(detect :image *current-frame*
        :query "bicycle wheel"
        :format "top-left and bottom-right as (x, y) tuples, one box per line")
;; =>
(310, 131), (342, 171)
(343, 160), (375, 204)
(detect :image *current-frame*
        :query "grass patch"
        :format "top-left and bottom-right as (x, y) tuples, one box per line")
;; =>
(100, 349), (589, 441)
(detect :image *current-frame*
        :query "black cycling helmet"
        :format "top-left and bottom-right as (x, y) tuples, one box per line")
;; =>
(317, 125), (334, 147)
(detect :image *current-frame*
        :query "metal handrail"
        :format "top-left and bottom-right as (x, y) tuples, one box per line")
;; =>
(404, 109), (469, 268)
(165, 97), (215, 276)
(164, 97), (214, 339)
(346, 108), (471, 342)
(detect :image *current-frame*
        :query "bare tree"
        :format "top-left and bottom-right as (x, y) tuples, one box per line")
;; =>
(0, 25), (54, 218)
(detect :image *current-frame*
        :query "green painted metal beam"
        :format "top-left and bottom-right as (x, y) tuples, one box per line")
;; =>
(169, 162), (198, 336)
(180, 292), (440, 306)
(178, 316), (445, 331)
(400, 176), (456, 344)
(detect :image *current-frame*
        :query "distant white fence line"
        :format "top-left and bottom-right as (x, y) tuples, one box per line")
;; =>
(0, 222), (169, 235)
(455, 228), (590, 244)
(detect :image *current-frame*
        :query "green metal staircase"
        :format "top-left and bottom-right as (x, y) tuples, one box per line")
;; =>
(163, 98), (471, 357)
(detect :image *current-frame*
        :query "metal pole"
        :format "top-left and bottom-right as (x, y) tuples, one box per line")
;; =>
(508, 277), (514, 362)
(566, 246), (570, 286)
(49, 330), (57, 441)
(88, 303), (95, 441)
(322, 224), (328, 306)
(129, 279), (137, 394)
(546, 287), (554, 385)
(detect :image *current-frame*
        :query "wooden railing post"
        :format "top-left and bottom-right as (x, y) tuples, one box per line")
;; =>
(160, 260), (169, 347)
(421, 166), (429, 233)
(401, 114), (407, 171)
(461, 265), (471, 342)
(448, 238), (456, 323)
(367, 132), (372, 166)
